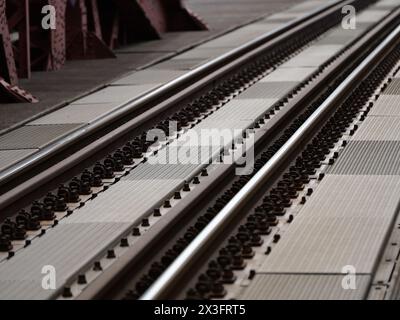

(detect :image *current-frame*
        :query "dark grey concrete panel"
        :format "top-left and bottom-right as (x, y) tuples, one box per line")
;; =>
(352, 116), (400, 141)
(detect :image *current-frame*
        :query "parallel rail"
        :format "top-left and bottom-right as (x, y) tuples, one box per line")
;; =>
(140, 19), (400, 300)
(0, 0), (353, 214)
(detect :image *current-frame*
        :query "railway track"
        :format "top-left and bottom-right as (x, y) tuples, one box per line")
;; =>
(0, 0), (399, 300)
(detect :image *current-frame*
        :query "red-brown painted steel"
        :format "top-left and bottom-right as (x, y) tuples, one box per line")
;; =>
(98, 0), (208, 48)
(66, 0), (115, 59)
(0, 0), (18, 85)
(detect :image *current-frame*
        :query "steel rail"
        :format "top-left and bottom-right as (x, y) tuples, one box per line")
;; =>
(140, 23), (400, 300)
(0, 0), (348, 188)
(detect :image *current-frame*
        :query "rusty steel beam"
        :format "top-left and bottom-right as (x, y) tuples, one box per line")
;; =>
(0, 0), (37, 103)
(27, 0), (66, 72)
(138, 0), (208, 33)
(66, 0), (115, 60)
(6, 0), (31, 79)
(0, 76), (38, 103)
(98, 0), (208, 49)
(0, 0), (18, 85)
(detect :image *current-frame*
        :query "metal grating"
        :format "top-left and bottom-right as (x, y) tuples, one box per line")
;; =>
(0, 124), (81, 150)
(0, 222), (128, 300)
(351, 116), (400, 141)
(240, 274), (371, 300)
(328, 141), (400, 175)
(258, 175), (400, 274)
(0, 149), (38, 171)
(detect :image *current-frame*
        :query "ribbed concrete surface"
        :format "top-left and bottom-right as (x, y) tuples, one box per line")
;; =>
(240, 274), (371, 300)
(0, 223), (128, 300)
(369, 95), (400, 116)
(351, 117), (400, 141)
(0, 124), (81, 149)
(258, 175), (400, 274)
(328, 141), (400, 175)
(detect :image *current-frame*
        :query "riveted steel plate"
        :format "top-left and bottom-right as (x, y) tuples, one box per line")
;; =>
(0, 149), (38, 171)
(0, 222), (128, 299)
(72, 84), (159, 104)
(0, 124), (81, 150)
(237, 82), (298, 99)
(279, 45), (344, 68)
(111, 70), (186, 86)
(383, 78), (400, 95)
(352, 116), (400, 141)
(29, 103), (121, 125)
(260, 67), (315, 82)
(259, 175), (400, 274)
(240, 274), (371, 300)
(328, 141), (400, 175)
